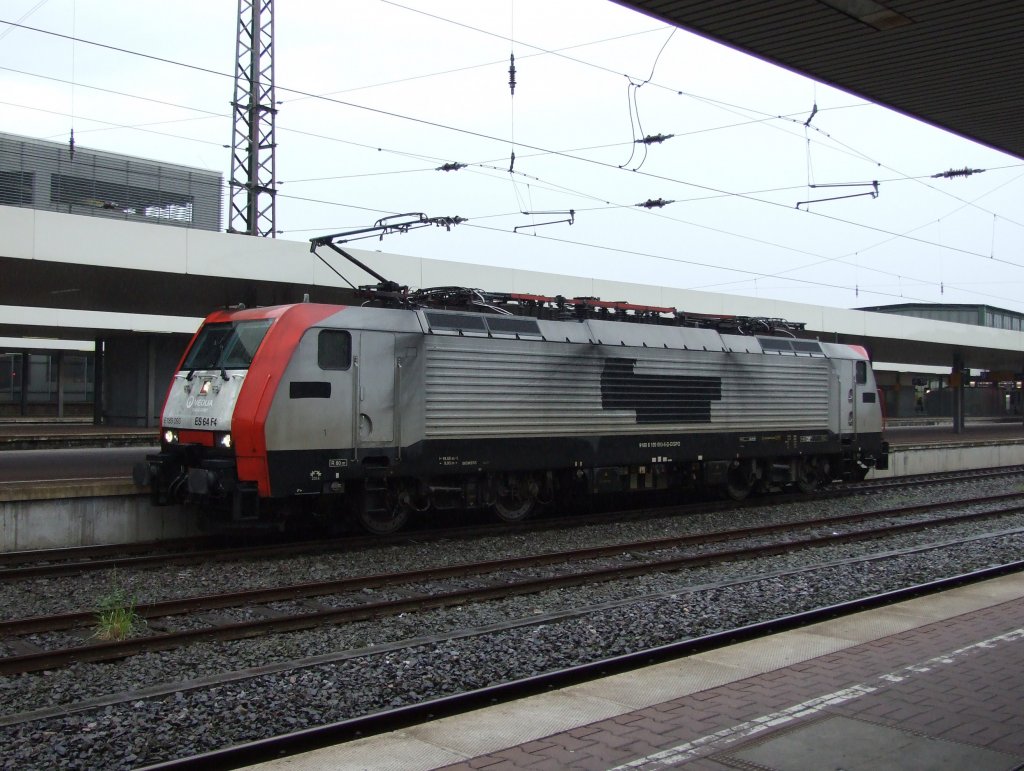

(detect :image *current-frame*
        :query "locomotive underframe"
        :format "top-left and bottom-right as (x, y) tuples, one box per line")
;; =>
(143, 427), (887, 532)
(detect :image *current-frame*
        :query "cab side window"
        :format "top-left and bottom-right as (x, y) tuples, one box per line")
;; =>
(855, 360), (867, 385)
(318, 330), (351, 370)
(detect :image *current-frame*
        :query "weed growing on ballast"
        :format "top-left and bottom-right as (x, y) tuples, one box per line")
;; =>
(93, 579), (146, 641)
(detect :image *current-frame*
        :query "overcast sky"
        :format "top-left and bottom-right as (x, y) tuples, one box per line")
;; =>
(2, 0), (1023, 314)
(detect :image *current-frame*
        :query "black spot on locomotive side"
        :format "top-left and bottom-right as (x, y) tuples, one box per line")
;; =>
(601, 358), (721, 424)
(289, 381), (331, 399)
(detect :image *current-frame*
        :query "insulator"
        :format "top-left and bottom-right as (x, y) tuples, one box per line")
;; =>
(508, 53), (516, 96)
(436, 162), (467, 172)
(69, 128), (75, 160)
(431, 215), (467, 231)
(635, 133), (675, 145)
(931, 167), (984, 179)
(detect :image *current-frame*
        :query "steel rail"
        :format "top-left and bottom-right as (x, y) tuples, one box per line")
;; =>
(4, 489), (1024, 639)
(0, 536), (222, 569)
(135, 559), (1024, 771)
(3, 496), (1023, 674)
(3, 466), (1021, 581)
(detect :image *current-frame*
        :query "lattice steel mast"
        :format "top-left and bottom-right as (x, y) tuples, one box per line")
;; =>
(228, 0), (277, 237)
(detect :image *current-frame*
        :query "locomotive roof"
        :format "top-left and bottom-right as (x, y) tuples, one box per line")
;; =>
(417, 306), (838, 358)
(352, 283), (807, 338)
(208, 298), (865, 359)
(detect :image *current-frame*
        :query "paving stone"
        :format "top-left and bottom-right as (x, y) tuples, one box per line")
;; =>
(434, 584), (1024, 771)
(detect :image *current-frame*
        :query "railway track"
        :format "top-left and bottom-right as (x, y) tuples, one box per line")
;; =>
(3, 490), (1023, 675)
(136, 559), (1024, 771)
(3, 465), (1022, 581)
(4, 470), (1024, 770)
(4, 544), (1023, 766)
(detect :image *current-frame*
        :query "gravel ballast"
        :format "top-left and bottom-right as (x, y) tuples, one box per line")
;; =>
(2, 475), (1023, 770)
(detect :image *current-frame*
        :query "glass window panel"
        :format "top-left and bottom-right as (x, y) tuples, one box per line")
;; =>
(318, 330), (352, 370)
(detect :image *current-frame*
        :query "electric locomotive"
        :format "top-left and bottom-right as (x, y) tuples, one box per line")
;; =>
(137, 285), (888, 534)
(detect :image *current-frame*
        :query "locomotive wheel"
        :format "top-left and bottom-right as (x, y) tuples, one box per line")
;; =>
(356, 487), (410, 535)
(795, 459), (821, 493)
(485, 473), (536, 520)
(492, 476), (537, 522)
(493, 494), (536, 522)
(724, 468), (753, 500)
(724, 460), (758, 501)
(357, 503), (409, 535)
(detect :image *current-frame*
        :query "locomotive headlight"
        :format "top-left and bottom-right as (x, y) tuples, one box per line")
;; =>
(218, 432), (233, 449)
(163, 429), (179, 444)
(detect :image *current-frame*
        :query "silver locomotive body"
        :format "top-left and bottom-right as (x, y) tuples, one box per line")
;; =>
(141, 301), (887, 532)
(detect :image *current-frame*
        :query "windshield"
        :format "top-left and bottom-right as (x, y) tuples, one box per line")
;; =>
(182, 319), (273, 371)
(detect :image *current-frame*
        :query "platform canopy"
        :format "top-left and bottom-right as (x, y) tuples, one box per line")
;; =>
(2, 207), (1021, 375)
(614, 1), (1024, 161)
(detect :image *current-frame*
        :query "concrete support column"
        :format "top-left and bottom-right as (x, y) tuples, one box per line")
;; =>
(93, 338), (104, 425)
(147, 337), (158, 428)
(952, 353), (965, 434)
(19, 351), (28, 417)
(56, 350), (65, 418)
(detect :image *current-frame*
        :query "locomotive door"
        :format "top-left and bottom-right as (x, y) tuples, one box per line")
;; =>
(852, 359), (881, 434)
(835, 362), (855, 435)
(836, 359), (874, 435)
(355, 331), (396, 446)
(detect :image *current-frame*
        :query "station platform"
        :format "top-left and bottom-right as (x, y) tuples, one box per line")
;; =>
(883, 418), (1023, 446)
(250, 572), (1024, 770)
(0, 420), (155, 450)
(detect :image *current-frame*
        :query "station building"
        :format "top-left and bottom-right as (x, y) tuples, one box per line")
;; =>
(0, 131), (221, 230)
(1, 131), (1021, 427)
(861, 304), (1024, 419)
(0, 132), (222, 420)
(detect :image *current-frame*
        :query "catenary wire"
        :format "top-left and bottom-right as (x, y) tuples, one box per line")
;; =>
(11, 59), (1021, 241)
(2, 15), (1022, 306)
